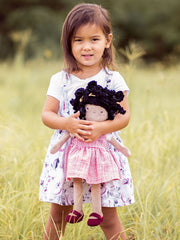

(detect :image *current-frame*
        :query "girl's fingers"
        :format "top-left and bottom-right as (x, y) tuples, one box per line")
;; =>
(84, 138), (92, 143)
(74, 133), (84, 142)
(67, 112), (94, 135)
(72, 111), (80, 118)
(78, 129), (92, 136)
(79, 124), (94, 131)
(79, 120), (93, 125)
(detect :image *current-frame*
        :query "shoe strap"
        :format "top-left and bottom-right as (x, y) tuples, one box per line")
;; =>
(71, 210), (83, 218)
(89, 212), (103, 220)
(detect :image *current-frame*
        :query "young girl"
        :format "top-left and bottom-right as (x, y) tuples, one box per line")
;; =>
(50, 81), (131, 227)
(40, 3), (134, 240)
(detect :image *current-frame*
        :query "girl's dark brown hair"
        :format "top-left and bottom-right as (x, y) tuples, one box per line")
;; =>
(61, 3), (115, 73)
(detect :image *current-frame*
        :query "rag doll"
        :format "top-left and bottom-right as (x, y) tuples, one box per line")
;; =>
(51, 81), (131, 226)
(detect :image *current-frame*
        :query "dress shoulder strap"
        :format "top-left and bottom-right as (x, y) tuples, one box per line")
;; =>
(61, 71), (71, 117)
(105, 69), (113, 88)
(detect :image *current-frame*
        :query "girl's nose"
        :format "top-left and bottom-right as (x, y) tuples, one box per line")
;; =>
(83, 42), (91, 50)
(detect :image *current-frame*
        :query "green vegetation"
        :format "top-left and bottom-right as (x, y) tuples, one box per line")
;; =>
(0, 59), (179, 239)
(1, 0), (180, 61)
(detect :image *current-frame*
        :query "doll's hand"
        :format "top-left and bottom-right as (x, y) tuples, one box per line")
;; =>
(66, 111), (94, 141)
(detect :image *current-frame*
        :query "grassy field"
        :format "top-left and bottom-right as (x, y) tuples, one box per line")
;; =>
(0, 59), (179, 240)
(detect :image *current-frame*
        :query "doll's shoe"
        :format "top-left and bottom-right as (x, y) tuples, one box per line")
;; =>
(65, 210), (84, 223)
(87, 212), (104, 226)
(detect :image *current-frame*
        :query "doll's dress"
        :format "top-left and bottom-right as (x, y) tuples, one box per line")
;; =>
(66, 135), (121, 184)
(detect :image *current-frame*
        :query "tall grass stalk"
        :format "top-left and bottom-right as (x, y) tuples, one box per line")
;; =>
(0, 59), (179, 239)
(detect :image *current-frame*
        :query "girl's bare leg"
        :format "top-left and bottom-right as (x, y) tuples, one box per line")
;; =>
(100, 207), (126, 240)
(44, 203), (72, 240)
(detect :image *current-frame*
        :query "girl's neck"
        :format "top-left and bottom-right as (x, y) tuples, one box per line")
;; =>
(71, 66), (103, 79)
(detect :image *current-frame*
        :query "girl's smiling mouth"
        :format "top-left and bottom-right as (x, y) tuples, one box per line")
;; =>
(82, 54), (93, 60)
(82, 54), (93, 56)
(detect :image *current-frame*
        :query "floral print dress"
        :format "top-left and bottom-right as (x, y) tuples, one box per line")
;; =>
(39, 68), (135, 207)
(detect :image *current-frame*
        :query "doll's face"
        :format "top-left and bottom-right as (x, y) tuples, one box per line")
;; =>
(85, 104), (108, 121)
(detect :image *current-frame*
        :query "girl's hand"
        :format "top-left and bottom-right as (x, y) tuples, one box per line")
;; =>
(42, 96), (93, 141)
(66, 111), (94, 141)
(83, 91), (130, 142)
(83, 121), (103, 142)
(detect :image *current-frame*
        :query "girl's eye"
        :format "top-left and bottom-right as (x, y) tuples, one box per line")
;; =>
(92, 38), (99, 42)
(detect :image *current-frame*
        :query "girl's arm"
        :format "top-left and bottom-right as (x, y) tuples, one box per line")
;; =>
(84, 91), (130, 142)
(42, 96), (93, 141)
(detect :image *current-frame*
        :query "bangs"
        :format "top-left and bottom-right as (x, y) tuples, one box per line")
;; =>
(71, 7), (111, 37)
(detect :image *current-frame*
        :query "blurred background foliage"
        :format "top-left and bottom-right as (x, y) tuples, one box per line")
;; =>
(0, 0), (180, 62)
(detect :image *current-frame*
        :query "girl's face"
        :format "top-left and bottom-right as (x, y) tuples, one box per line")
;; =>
(71, 24), (112, 73)
(85, 104), (108, 121)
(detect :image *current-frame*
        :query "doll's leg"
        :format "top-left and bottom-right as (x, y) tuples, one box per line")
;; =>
(73, 178), (83, 213)
(91, 183), (103, 216)
(65, 178), (84, 223)
(100, 207), (126, 240)
(87, 184), (103, 226)
(44, 203), (73, 240)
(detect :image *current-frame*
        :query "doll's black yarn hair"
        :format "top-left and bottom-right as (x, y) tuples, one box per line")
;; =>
(70, 81), (126, 120)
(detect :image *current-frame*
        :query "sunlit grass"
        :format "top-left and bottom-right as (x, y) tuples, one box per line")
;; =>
(0, 59), (179, 239)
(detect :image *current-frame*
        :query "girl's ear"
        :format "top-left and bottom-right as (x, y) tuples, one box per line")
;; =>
(105, 33), (113, 48)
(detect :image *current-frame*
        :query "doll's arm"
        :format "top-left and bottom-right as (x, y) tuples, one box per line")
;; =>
(107, 134), (131, 157)
(50, 132), (70, 154)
